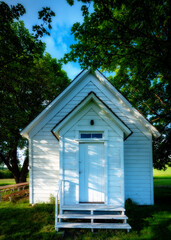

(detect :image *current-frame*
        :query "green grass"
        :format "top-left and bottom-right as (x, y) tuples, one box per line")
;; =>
(153, 167), (171, 186)
(0, 179), (16, 186)
(153, 167), (171, 179)
(0, 168), (170, 240)
(0, 178), (29, 186)
(0, 187), (170, 240)
(153, 178), (171, 186)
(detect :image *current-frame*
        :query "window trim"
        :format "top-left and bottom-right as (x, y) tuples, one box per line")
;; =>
(80, 132), (103, 139)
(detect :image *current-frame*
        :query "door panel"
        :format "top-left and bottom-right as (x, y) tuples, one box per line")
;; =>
(79, 143), (105, 203)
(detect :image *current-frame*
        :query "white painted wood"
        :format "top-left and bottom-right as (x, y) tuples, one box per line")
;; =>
(60, 104), (124, 206)
(59, 137), (64, 207)
(75, 130), (79, 204)
(58, 214), (128, 219)
(150, 135), (154, 204)
(56, 222), (131, 230)
(120, 134), (125, 205)
(31, 131), (59, 203)
(104, 130), (108, 205)
(28, 138), (33, 204)
(25, 70), (157, 205)
(91, 210), (94, 232)
(79, 143), (105, 203)
(94, 70), (160, 137)
(52, 93), (131, 138)
(61, 205), (125, 211)
(21, 69), (91, 139)
(88, 77), (150, 140)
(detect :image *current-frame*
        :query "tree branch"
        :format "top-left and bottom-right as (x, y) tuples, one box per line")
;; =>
(0, 151), (13, 171)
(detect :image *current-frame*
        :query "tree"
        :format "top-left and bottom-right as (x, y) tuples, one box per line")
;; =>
(64, 0), (171, 169)
(0, 2), (70, 183)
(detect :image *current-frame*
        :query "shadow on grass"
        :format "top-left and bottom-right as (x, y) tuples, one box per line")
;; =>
(0, 187), (170, 240)
(0, 202), (63, 240)
(124, 187), (171, 240)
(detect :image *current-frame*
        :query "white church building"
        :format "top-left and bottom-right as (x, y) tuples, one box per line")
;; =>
(21, 69), (160, 231)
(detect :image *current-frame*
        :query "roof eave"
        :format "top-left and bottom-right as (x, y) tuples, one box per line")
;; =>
(20, 69), (91, 138)
(94, 70), (161, 138)
(52, 92), (131, 139)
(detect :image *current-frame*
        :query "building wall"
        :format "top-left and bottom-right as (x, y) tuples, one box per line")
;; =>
(31, 133), (59, 202)
(62, 103), (124, 207)
(30, 73), (153, 205)
(124, 134), (153, 204)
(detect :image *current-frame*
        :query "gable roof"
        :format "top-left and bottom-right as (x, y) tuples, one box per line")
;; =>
(21, 68), (160, 139)
(52, 91), (132, 140)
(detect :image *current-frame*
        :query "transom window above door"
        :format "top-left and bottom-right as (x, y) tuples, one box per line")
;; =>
(80, 132), (103, 139)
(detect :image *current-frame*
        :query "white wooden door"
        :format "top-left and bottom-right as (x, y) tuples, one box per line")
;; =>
(79, 143), (105, 203)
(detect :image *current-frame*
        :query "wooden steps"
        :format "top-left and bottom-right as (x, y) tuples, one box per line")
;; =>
(61, 205), (125, 211)
(56, 222), (131, 230)
(58, 214), (128, 220)
(56, 206), (131, 232)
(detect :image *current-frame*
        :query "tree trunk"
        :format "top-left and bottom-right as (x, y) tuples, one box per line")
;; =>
(19, 156), (29, 183)
(0, 147), (29, 184)
(12, 158), (29, 183)
(11, 148), (21, 183)
(14, 175), (20, 184)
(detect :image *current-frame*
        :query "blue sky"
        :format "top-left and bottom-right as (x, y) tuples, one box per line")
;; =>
(5, 0), (93, 79)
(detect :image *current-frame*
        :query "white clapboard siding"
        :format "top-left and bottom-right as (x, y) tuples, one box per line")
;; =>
(33, 193), (57, 203)
(33, 181), (58, 188)
(124, 132), (152, 204)
(61, 105), (124, 206)
(109, 162), (120, 169)
(109, 155), (120, 161)
(31, 128), (59, 203)
(33, 164), (59, 170)
(33, 170), (59, 178)
(30, 74), (153, 205)
(33, 135), (57, 141)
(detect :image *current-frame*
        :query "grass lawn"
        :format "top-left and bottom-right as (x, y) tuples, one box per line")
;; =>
(0, 179), (16, 186)
(0, 168), (170, 240)
(153, 167), (171, 178)
(0, 187), (170, 240)
(153, 167), (171, 186)
(0, 178), (29, 187)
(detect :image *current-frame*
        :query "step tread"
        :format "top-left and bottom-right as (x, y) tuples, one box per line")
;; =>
(61, 205), (125, 211)
(58, 214), (128, 219)
(56, 222), (131, 229)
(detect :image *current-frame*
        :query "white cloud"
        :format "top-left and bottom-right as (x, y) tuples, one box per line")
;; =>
(42, 36), (81, 79)
(43, 32), (69, 58)
(63, 62), (81, 80)
(50, 1), (84, 28)
(43, 36), (64, 59)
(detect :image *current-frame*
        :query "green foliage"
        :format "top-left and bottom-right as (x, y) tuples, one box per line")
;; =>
(49, 194), (55, 204)
(64, 0), (171, 169)
(153, 126), (171, 170)
(0, 169), (13, 179)
(0, 2), (70, 183)
(33, 7), (55, 38)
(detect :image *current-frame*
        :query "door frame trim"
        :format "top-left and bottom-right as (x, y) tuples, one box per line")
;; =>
(76, 129), (108, 205)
